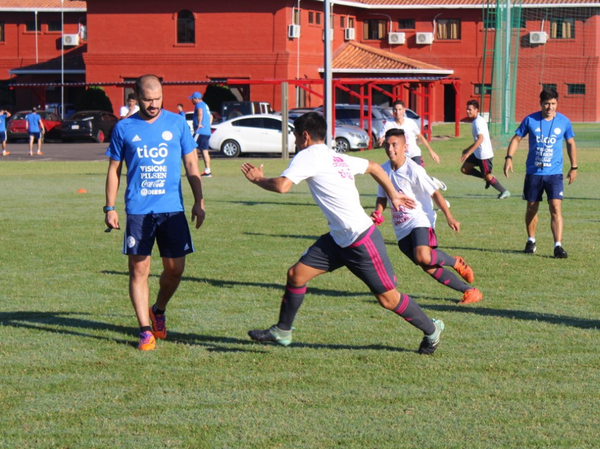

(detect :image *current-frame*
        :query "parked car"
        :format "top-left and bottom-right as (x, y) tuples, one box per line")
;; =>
(45, 102), (76, 118)
(313, 104), (393, 141)
(6, 110), (63, 142)
(404, 108), (429, 131)
(221, 101), (272, 121)
(184, 111), (222, 135)
(209, 114), (296, 158)
(61, 110), (118, 143)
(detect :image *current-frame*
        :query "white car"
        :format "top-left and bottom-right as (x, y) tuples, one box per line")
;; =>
(209, 114), (296, 158)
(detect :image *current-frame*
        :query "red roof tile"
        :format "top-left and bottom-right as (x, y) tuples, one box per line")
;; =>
(331, 42), (452, 74)
(0, 0), (86, 9)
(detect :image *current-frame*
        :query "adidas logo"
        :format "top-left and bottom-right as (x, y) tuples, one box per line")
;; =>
(132, 135), (142, 142)
(184, 243), (190, 251)
(535, 127), (541, 133)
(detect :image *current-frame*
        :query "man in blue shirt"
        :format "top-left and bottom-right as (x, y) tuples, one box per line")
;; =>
(26, 107), (45, 156)
(0, 109), (11, 156)
(189, 91), (213, 177)
(504, 88), (578, 259)
(105, 74), (206, 351)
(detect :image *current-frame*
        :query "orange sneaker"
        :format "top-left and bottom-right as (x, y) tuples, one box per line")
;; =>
(460, 288), (483, 304)
(453, 256), (474, 283)
(138, 331), (156, 350)
(37, 151), (43, 156)
(2, 151), (9, 156)
(149, 306), (167, 339)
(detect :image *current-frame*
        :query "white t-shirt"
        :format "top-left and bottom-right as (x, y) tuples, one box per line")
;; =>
(382, 118), (422, 158)
(377, 158), (438, 241)
(119, 105), (140, 118)
(281, 143), (372, 248)
(471, 115), (494, 160)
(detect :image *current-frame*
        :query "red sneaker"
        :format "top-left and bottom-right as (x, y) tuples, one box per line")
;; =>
(453, 256), (474, 283)
(138, 331), (156, 351)
(460, 288), (483, 304)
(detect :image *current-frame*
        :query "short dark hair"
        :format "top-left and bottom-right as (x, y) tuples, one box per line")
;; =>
(385, 128), (406, 140)
(540, 88), (558, 103)
(392, 100), (406, 108)
(294, 112), (327, 141)
(466, 99), (479, 110)
(127, 93), (136, 101)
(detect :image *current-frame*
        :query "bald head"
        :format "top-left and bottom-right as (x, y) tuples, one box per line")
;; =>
(134, 74), (163, 121)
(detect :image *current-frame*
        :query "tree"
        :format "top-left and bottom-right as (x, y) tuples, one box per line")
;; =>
(76, 86), (113, 112)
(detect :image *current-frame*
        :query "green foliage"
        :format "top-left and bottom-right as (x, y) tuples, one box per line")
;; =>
(203, 84), (238, 115)
(0, 129), (599, 448)
(76, 86), (114, 113)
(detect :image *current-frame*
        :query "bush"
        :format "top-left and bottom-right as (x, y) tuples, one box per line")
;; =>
(76, 86), (113, 112)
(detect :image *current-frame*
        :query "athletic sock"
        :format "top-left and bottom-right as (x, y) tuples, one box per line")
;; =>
(140, 325), (152, 333)
(430, 249), (457, 268)
(276, 283), (307, 331)
(392, 293), (436, 335)
(430, 268), (470, 293)
(555, 241), (562, 247)
(489, 177), (507, 193)
(152, 305), (165, 315)
(528, 237), (536, 243)
(467, 168), (484, 179)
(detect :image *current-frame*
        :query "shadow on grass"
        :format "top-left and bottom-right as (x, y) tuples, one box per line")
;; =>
(102, 271), (373, 298)
(0, 311), (413, 353)
(243, 232), (319, 241)
(422, 303), (600, 330)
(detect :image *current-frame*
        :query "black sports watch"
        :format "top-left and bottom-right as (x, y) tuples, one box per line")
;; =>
(103, 206), (115, 213)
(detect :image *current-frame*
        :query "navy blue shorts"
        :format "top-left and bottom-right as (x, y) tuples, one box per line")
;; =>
(194, 134), (210, 150)
(0, 131), (6, 142)
(299, 225), (397, 294)
(123, 212), (194, 258)
(397, 227), (438, 264)
(465, 154), (493, 175)
(523, 174), (563, 202)
(29, 132), (41, 140)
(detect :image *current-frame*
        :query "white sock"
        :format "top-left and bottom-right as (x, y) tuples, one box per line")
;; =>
(555, 241), (561, 248)
(528, 237), (536, 243)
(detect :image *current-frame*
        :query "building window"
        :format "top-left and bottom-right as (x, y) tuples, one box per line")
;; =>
(0, 23), (4, 42)
(26, 21), (42, 32)
(437, 19), (461, 40)
(309, 12), (314, 24)
(349, 17), (355, 28)
(474, 84), (492, 95)
(48, 21), (62, 32)
(293, 8), (300, 26)
(542, 83), (557, 92)
(567, 84), (585, 95)
(398, 19), (415, 29)
(177, 10), (195, 44)
(341, 16), (345, 28)
(316, 12), (322, 25)
(363, 19), (385, 40)
(550, 18), (574, 39)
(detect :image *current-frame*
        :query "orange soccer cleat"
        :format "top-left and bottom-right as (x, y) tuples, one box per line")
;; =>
(460, 288), (483, 305)
(453, 256), (474, 284)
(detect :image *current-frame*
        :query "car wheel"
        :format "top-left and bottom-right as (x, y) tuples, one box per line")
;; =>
(94, 130), (105, 143)
(335, 137), (350, 153)
(221, 139), (241, 158)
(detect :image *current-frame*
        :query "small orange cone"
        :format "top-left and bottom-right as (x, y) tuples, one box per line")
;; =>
(77, 188), (87, 194)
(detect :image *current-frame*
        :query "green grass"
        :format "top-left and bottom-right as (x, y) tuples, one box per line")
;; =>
(1, 126), (599, 448)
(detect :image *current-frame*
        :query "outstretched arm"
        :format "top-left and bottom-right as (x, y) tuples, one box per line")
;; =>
(241, 162), (294, 194)
(418, 133), (440, 164)
(431, 191), (460, 232)
(365, 161), (415, 211)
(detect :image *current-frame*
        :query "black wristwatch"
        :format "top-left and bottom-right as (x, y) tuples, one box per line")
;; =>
(570, 166), (578, 170)
(103, 206), (115, 213)
(505, 155), (513, 160)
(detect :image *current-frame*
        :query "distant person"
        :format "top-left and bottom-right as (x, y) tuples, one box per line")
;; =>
(119, 93), (139, 120)
(504, 88), (577, 258)
(241, 112), (445, 355)
(461, 100), (510, 199)
(373, 128), (482, 305)
(0, 109), (11, 156)
(177, 103), (186, 117)
(104, 74), (206, 351)
(189, 92), (212, 177)
(26, 107), (44, 156)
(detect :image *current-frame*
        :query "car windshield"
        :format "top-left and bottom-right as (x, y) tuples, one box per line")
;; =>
(12, 113), (27, 120)
(69, 112), (95, 121)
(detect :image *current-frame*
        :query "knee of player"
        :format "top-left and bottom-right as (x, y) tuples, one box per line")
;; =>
(460, 166), (469, 174)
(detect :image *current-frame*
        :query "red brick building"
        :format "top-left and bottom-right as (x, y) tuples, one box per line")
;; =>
(2, 0), (599, 123)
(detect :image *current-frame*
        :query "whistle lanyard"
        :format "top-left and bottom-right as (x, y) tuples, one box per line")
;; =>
(538, 116), (556, 170)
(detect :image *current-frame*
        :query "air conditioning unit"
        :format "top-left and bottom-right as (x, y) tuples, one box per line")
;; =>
(344, 28), (356, 41)
(388, 32), (406, 45)
(288, 24), (301, 39)
(416, 32), (434, 45)
(529, 31), (548, 44)
(62, 34), (79, 46)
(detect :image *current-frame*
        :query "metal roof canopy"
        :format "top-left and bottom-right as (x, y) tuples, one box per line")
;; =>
(9, 76), (460, 145)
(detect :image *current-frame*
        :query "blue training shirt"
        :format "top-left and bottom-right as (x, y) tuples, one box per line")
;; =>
(0, 113), (7, 132)
(193, 101), (211, 136)
(106, 110), (198, 215)
(26, 113), (42, 133)
(515, 111), (574, 176)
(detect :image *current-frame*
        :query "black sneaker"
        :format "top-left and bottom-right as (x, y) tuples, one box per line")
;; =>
(554, 245), (568, 259)
(418, 319), (444, 355)
(248, 325), (292, 346)
(524, 241), (537, 254)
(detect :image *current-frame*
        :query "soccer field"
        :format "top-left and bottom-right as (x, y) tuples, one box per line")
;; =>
(0, 124), (599, 448)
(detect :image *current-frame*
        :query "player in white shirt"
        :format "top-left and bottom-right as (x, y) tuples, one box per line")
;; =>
(461, 100), (510, 199)
(373, 128), (483, 305)
(241, 112), (445, 354)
